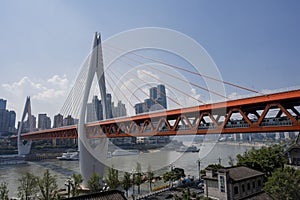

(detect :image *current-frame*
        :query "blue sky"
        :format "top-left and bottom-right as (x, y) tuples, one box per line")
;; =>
(1, 0), (300, 121)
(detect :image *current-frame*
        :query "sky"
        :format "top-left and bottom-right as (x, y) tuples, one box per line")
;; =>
(0, 0), (300, 123)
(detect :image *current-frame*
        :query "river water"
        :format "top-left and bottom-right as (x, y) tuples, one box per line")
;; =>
(0, 143), (259, 197)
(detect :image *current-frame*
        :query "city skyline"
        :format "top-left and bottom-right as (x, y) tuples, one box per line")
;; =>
(0, 1), (299, 122)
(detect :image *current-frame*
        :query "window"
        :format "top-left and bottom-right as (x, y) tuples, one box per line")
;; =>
(220, 176), (225, 192)
(252, 181), (256, 189)
(258, 179), (261, 187)
(247, 183), (251, 190)
(242, 184), (245, 193)
(234, 186), (239, 195)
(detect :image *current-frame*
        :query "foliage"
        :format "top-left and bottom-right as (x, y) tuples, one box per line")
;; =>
(0, 181), (9, 200)
(236, 144), (286, 177)
(173, 188), (211, 200)
(71, 174), (83, 197)
(17, 172), (39, 200)
(121, 172), (131, 197)
(87, 173), (102, 193)
(163, 171), (178, 184)
(264, 166), (300, 200)
(37, 169), (58, 200)
(105, 166), (120, 189)
(206, 164), (224, 169)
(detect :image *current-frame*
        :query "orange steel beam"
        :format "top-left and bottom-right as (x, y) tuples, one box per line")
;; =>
(11, 89), (300, 140)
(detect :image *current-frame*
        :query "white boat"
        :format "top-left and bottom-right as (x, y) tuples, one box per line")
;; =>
(176, 145), (199, 153)
(57, 150), (79, 161)
(111, 149), (139, 156)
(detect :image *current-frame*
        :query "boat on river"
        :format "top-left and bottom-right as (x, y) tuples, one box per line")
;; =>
(176, 145), (199, 153)
(56, 150), (79, 161)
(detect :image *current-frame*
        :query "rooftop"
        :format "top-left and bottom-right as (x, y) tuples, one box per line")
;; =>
(204, 166), (264, 182)
(64, 190), (127, 200)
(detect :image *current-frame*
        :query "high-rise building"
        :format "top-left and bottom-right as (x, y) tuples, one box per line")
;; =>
(0, 99), (7, 110)
(113, 101), (127, 118)
(87, 95), (103, 122)
(20, 115), (37, 133)
(135, 103), (145, 114)
(38, 114), (51, 130)
(134, 84), (167, 115)
(106, 93), (113, 119)
(53, 113), (63, 128)
(8, 111), (16, 132)
(0, 109), (9, 133)
(156, 84), (167, 109)
(150, 87), (157, 101)
(63, 115), (76, 126)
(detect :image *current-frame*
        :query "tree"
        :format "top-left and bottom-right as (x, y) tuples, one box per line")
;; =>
(163, 167), (185, 187)
(236, 144), (286, 177)
(105, 166), (120, 189)
(87, 173), (102, 193)
(71, 174), (83, 197)
(37, 169), (58, 200)
(163, 171), (177, 187)
(134, 162), (142, 194)
(264, 166), (300, 200)
(0, 181), (9, 200)
(121, 172), (132, 197)
(17, 172), (39, 200)
(147, 165), (154, 192)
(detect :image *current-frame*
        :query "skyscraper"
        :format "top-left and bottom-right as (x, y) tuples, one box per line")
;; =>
(86, 95), (103, 122)
(38, 114), (51, 130)
(150, 87), (157, 101)
(113, 100), (127, 118)
(0, 99), (6, 110)
(9, 111), (16, 132)
(156, 84), (167, 109)
(53, 113), (63, 128)
(134, 84), (167, 114)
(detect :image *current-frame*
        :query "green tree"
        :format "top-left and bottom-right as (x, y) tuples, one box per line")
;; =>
(147, 165), (154, 192)
(105, 166), (120, 189)
(71, 173), (83, 197)
(87, 173), (102, 193)
(134, 162), (142, 194)
(0, 181), (9, 200)
(264, 166), (300, 200)
(121, 172), (132, 197)
(17, 172), (39, 200)
(37, 169), (58, 200)
(236, 144), (286, 177)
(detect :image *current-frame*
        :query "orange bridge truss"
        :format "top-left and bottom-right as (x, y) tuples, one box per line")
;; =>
(13, 89), (300, 140)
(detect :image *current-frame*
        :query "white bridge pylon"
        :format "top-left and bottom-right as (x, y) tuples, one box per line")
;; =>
(17, 96), (33, 155)
(78, 32), (110, 186)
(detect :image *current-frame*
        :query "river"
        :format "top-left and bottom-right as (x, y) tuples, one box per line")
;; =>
(0, 142), (260, 197)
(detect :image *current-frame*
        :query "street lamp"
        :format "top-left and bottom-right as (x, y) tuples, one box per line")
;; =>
(197, 159), (201, 180)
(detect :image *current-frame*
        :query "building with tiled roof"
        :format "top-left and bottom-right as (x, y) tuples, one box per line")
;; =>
(64, 190), (127, 200)
(203, 166), (265, 200)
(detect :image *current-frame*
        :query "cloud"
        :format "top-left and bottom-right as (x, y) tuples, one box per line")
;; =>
(47, 74), (69, 89)
(1, 75), (70, 123)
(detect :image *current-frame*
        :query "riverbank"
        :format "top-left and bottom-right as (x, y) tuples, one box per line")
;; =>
(217, 141), (269, 147)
